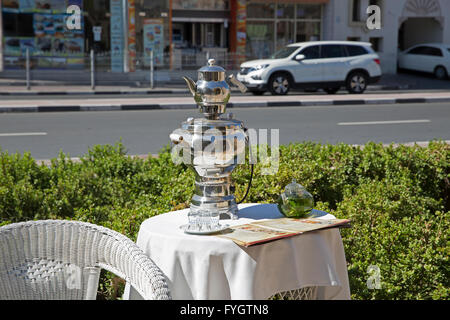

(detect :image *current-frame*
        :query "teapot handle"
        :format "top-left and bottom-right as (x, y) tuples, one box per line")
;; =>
(227, 74), (248, 93)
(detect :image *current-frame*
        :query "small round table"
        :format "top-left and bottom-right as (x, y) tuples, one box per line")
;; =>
(124, 203), (350, 300)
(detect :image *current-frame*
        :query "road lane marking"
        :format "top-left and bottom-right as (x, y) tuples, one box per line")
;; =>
(338, 119), (431, 126)
(0, 132), (48, 137)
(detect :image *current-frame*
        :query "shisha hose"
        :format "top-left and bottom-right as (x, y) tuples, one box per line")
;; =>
(237, 164), (254, 204)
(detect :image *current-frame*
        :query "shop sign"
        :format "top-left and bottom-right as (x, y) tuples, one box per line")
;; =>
(110, 0), (124, 72)
(143, 19), (164, 67)
(128, 0), (137, 72)
(93, 26), (102, 42)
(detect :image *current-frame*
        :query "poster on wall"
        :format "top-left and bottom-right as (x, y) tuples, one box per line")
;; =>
(143, 19), (164, 67)
(35, 1), (52, 11)
(2, 0), (69, 13)
(128, 0), (137, 72)
(4, 37), (35, 56)
(32, 12), (84, 57)
(2, 0), (21, 12)
(2, 0), (84, 69)
(110, 0), (124, 72)
(19, 0), (35, 12)
(93, 26), (102, 42)
(4, 37), (22, 55)
(236, 0), (246, 63)
(20, 37), (35, 53)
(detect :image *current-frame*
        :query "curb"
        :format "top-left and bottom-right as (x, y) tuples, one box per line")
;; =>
(0, 84), (410, 96)
(0, 89), (186, 96)
(1, 96), (449, 113)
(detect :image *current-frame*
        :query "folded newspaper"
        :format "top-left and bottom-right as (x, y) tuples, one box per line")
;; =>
(216, 218), (351, 247)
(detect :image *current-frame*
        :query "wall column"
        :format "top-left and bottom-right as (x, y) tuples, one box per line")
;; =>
(230, 0), (237, 54)
(169, 0), (173, 70)
(229, 0), (246, 68)
(0, 0), (3, 72)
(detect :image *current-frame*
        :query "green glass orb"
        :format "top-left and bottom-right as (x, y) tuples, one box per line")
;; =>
(277, 179), (314, 218)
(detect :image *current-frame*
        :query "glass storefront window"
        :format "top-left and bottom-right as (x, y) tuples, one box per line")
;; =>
(296, 21), (321, 42)
(276, 4), (294, 19)
(136, 0), (168, 17)
(135, 0), (170, 68)
(246, 21), (274, 59)
(247, 2), (275, 19)
(276, 21), (294, 50)
(173, 0), (229, 11)
(2, 0), (87, 70)
(296, 5), (321, 19)
(84, 0), (111, 53)
(246, 2), (322, 58)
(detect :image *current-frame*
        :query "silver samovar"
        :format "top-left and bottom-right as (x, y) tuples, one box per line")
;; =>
(170, 59), (249, 221)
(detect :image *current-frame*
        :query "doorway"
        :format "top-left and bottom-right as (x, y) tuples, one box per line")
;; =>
(172, 22), (227, 49)
(398, 17), (443, 51)
(172, 21), (229, 69)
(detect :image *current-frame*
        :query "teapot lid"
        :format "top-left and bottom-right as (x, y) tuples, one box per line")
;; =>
(198, 59), (226, 73)
(284, 179), (305, 195)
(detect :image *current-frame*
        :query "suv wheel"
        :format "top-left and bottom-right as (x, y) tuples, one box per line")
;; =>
(269, 73), (291, 95)
(346, 72), (368, 94)
(434, 66), (448, 80)
(324, 87), (340, 94)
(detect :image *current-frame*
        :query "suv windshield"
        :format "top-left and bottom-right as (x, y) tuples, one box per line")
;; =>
(270, 46), (300, 59)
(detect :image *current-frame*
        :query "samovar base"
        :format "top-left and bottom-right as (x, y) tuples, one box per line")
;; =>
(190, 196), (239, 220)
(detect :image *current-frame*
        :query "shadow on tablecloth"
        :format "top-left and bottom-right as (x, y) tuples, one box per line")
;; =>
(236, 203), (329, 220)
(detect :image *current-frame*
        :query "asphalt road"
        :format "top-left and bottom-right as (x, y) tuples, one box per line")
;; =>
(0, 102), (449, 160)
(3, 89), (450, 100)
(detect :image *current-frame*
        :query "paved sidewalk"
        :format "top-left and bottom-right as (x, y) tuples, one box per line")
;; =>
(0, 82), (188, 95)
(1, 72), (449, 95)
(1, 91), (450, 113)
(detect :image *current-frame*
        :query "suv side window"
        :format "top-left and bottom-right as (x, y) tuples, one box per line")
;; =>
(300, 46), (320, 60)
(426, 47), (443, 57)
(408, 46), (443, 56)
(408, 46), (428, 55)
(345, 45), (369, 56)
(321, 45), (347, 58)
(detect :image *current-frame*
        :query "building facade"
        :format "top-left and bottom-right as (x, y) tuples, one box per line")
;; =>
(322, 0), (450, 73)
(1, 0), (449, 73)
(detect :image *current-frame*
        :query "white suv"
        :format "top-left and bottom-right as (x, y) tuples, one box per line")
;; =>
(236, 41), (382, 95)
(398, 43), (450, 80)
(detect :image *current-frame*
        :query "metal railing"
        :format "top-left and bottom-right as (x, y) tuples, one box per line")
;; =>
(2, 49), (251, 89)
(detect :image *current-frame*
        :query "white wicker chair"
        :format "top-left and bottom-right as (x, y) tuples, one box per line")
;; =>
(0, 220), (171, 300)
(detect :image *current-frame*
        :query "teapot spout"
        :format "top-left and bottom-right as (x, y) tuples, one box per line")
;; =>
(183, 76), (197, 97)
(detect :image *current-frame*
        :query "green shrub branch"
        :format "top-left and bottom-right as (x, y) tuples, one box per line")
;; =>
(1, 141), (448, 300)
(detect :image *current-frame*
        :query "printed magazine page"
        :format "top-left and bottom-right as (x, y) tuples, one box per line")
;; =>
(217, 218), (351, 247)
(217, 224), (298, 247)
(253, 218), (351, 233)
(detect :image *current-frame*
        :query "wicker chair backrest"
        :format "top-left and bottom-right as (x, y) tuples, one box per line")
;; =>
(0, 220), (171, 300)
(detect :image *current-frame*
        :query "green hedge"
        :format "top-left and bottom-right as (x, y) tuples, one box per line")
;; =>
(0, 141), (448, 300)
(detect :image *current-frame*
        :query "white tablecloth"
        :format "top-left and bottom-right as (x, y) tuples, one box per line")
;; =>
(123, 203), (351, 300)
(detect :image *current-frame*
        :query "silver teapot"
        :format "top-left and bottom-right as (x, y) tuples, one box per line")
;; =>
(183, 58), (248, 119)
(170, 58), (250, 221)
